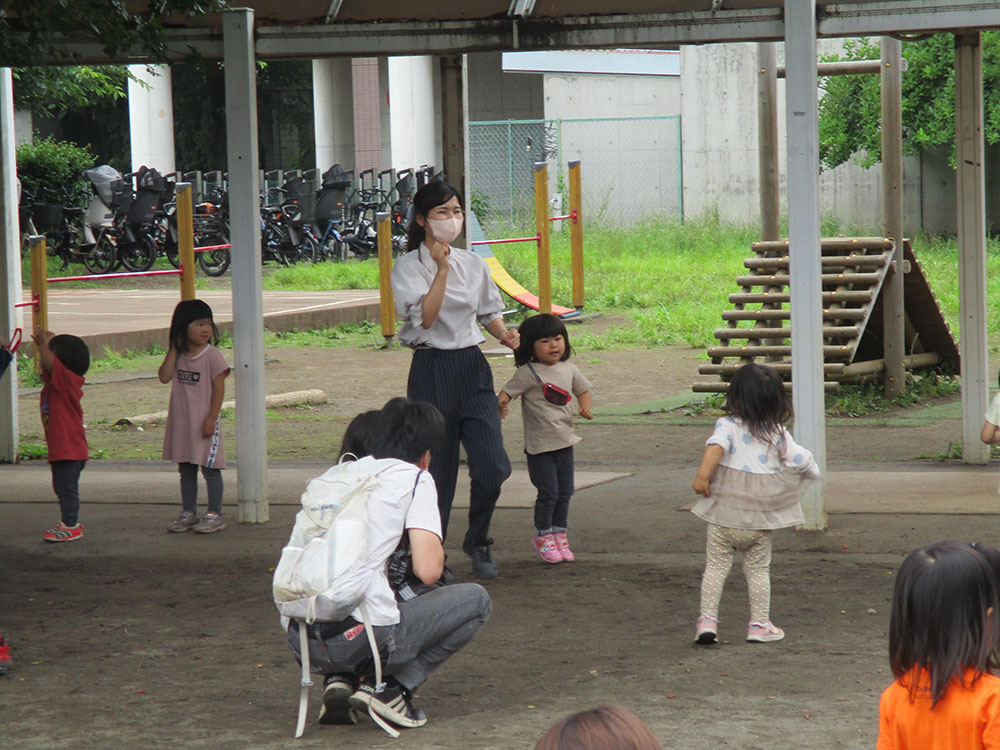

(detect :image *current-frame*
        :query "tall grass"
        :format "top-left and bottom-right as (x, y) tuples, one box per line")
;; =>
(24, 215), (996, 349)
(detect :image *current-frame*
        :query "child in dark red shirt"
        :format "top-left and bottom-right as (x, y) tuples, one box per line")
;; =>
(32, 327), (90, 543)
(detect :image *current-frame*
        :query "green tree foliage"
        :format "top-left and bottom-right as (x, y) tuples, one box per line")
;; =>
(16, 136), (95, 202)
(0, 1), (228, 66)
(818, 32), (1000, 170)
(12, 66), (129, 117)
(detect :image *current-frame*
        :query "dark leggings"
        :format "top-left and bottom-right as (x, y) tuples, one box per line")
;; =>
(178, 462), (223, 514)
(52, 459), (86, 526)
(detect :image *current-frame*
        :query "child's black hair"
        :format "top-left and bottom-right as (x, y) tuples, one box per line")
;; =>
(513, 313), (572, 368)
(168, 299), (219, 354)
(724, 363), (791, 445)
(889, 540), (1000, 707)
(406, 180), (463, 252)
(371, 397), (445, 464)
(49, 334), (90, 377)
(339, 409), (381, 459)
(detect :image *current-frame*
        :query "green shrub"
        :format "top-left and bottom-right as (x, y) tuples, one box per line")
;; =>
(16, 136), (95, 204)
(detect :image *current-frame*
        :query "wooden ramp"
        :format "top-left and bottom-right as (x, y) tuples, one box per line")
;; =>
(693, 237), (959, 393)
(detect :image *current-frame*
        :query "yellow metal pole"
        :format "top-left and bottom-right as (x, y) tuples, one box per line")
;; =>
(534, 162), (552, 315)
(175, 182), (196, 300)
(376, 211), (395, 345)
(29, 235), (48, 371)
(568, 160), (584, 310)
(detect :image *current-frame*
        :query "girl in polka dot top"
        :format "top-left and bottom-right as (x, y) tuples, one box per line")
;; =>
(690, 363), (821, 646)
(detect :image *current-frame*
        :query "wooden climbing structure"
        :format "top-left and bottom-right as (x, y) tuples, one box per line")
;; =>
(693, 237), (959, 393)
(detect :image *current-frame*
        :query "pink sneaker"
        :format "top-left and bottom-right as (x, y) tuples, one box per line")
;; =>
(552, 532), (575, 562)
(695, 614), (718, 645)
(531, 533), (562, 564)
(747, 620), (785, 642)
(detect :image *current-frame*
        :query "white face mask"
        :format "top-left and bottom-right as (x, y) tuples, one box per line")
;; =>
(425, 216), (464, 245)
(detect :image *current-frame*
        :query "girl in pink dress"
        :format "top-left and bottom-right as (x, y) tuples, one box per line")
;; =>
(690, 363), (821, 645)
(158, 299), (230, 534)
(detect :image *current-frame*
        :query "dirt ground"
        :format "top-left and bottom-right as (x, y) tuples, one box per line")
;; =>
(1, 340), (992, 749)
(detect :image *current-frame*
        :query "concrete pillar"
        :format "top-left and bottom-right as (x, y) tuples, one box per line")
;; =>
(0, 69), (21, 463)
(223, 8), (269, 521)
(389, 56), (441, 171)
(127, 64), (176, 173)
(955, 33), (990, 465)
(784, 0), (826, 530)
(440, 55), (470, 226)
(312, 58), (355, 172)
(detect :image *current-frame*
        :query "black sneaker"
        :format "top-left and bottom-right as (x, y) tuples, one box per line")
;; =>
(350, 679), (428, 728)
(464, 539), (498, 580)
(319, 675), (358, 725)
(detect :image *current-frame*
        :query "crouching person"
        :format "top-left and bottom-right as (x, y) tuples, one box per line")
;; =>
(283, 398), (492, 731)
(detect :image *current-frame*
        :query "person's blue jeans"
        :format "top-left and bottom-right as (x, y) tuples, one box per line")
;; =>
(288, 582), (492, 691)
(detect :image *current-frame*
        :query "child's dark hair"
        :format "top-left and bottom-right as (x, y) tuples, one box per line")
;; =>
(49, 335), (90, 377)
(889, 540), (1000, 707)
(371, 397), (445, 464)
(724, 363), (792, 444)
(168, 299), (218, 353)
(406, 180), (463, 251)
(339, 410), (381, 459)
(513, 313), (572, 367)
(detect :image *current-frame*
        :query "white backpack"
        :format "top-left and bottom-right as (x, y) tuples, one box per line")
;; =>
(273, 455), (401, 738)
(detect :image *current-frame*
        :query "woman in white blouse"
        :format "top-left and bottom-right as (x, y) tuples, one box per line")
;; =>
(391, 181), (519, 580)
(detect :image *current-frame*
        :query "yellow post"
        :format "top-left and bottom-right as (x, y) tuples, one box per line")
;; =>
(29, 235), (48, 370)
(175, 182), (196, 300)
(376, 211), (395, 345)
(568, 160), (584, 310)
(534, 162), (552, 315)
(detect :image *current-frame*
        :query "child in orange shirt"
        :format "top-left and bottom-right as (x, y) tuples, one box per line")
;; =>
(877, 540), (1000, 749)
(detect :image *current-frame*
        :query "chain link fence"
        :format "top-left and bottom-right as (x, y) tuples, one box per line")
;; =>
(469, 116), (682, 228)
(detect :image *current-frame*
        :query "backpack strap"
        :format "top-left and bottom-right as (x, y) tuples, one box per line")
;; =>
(359, 602), (401, 738)
(294, 619), (312, 738)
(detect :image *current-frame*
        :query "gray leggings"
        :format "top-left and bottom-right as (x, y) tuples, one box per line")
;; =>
(179, 462), (223, 514)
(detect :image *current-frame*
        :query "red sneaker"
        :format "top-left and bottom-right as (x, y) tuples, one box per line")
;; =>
(0, 634), (12, 673)
(43, 522), (84, 543)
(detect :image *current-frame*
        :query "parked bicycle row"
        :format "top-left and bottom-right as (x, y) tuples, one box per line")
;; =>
(18, 163), (442, 276)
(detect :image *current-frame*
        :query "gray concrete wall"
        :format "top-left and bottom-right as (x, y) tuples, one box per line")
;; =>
(543, 73), (679, 120)
(467, 52), (543, 121)
(680, 41), (924, 235)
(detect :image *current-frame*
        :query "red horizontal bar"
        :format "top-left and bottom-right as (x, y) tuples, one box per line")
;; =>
(14, 300), (37, 308)
(548, 214), (573, 221)
(194, 244), (231, 253)
(48, 269), (182, 283)
(469, 235), (540, 246)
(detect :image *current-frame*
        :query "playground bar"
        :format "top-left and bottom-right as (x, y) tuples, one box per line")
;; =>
(375, 212), (395, 344)
(175, 182), (196, 300)
(48, 269), (182, 284)
(534, 162), (552, 315)
(568, 160), (584, 310)
(29, 237), (48, 367)
(469, 236), (539, 246)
